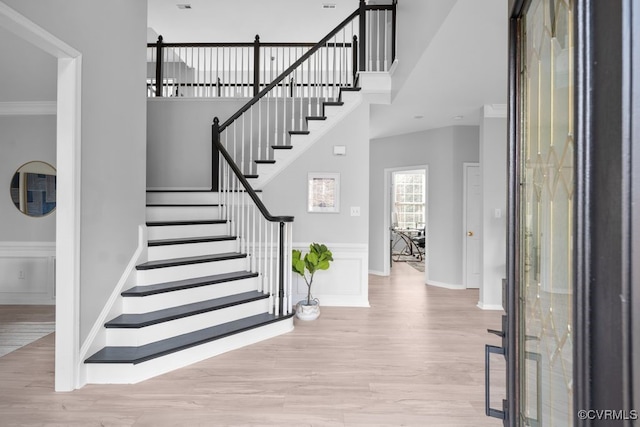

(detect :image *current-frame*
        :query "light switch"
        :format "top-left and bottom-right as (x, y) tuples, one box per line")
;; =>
(494, 208), (502, 219)
(351, 206), (360, 216)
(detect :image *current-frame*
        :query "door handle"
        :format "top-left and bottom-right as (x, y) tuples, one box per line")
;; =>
(485, 344), (507, 420)
(487, 328), (505, 338)
(467, 231), (474, 236)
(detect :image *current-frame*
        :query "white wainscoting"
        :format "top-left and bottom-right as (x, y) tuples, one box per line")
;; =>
(0, 242), (56, 304)
(292, 242), (369, 307)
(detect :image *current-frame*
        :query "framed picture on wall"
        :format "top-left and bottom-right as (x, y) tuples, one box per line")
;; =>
(308, 173), (340, 213)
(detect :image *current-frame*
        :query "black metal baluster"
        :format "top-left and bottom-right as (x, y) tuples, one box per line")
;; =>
(155, 35), (163, 97)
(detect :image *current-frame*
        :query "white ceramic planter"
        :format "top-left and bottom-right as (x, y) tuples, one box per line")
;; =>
(295, 300), (320, 321)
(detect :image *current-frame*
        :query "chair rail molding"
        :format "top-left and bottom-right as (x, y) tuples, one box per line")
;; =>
(0, 101), (57, 116)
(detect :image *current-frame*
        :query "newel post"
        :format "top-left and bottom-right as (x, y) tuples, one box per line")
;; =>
(155, 35), (164, 97)
(392, 0), (397, 63)
(352, 35), (359, 84)
(358, 0), (366, 72)
(253, 35), (261, 97)
(211, 117), (220, 191)
(278, 221), (285, 314)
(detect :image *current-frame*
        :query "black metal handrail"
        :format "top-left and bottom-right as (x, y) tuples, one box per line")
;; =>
(219, 8), (361, 131)
(212, 117), (293, 224)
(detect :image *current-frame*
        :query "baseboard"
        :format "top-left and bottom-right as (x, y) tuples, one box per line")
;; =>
(426, 280), (465, 290)
(476, 302), (505, 311)
(77, 225), (147, 388)
(368, 269), (387, 276)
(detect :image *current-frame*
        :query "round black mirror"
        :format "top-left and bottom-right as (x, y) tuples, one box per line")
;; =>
(10, 161), (56, 217)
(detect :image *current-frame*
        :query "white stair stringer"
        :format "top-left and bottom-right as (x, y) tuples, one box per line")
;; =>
(252, 90), (364, 190)
(85, 317), (294, 384)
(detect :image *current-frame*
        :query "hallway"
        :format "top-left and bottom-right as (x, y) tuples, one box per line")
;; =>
(0, 263), (504, 426)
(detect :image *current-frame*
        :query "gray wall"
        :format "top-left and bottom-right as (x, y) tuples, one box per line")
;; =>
(4, 0), (148, 343)
(0, 26), (56, 102)
(0, 116), (56, 242)
(370, 126), (479, 286)
(480, 113), (507, 308)
(262, 101), (369, 244)
(147, 98), (248, 189)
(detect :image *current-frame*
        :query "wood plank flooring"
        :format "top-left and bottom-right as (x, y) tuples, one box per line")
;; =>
(0, 262), (505, 426)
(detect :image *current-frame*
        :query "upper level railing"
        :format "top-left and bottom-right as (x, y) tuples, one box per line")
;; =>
(147, 0), (397, 98)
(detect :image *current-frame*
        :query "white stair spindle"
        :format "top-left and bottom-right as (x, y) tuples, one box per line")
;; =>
(384, 10), (389, 71)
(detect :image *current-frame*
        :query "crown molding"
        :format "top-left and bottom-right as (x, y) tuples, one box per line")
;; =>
(0, 101), (56, 116)
(483, 104), (508, 118)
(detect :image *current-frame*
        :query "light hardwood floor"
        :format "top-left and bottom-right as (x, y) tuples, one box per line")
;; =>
(0, 262), (505, 426)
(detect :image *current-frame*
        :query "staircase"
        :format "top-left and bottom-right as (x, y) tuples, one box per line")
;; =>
(245, 86), (363, 189)
(84, 191), (294, 384)
(84, 1), (396, 385)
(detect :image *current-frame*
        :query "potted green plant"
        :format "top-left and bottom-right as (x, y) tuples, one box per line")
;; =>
(291, 243), (333, 321)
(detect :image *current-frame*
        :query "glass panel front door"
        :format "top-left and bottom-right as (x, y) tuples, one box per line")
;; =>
(519, 0), (574, 424)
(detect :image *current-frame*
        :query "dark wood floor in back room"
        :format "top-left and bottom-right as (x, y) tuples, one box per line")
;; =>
(0, 262), (505, 426)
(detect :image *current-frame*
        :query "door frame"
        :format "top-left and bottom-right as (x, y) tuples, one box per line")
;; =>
(0, 2), (83, 392)
(382, 165), (428, 278)
(505, 0), (639, 424)
(462, 162), (480, 289)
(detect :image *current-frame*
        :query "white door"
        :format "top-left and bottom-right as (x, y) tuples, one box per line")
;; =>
(464, 164), (481, 288)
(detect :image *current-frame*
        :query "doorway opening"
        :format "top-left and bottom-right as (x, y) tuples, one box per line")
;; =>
(383, 166), (428, 278)
(0, 2), (82, 391)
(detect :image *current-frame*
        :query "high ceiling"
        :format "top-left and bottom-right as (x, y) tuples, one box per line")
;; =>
(147, 0), (508, 139)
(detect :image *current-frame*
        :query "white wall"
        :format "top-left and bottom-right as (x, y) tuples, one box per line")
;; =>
(3, 0), (148, 343)
(370, 126), (479, 287)
(262, 102), (370, 306)
(479, 107), (507, 309)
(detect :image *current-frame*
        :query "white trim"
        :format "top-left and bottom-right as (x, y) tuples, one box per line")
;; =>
(0, 2), (80, 57)
(477, 301), (505, 311)
(368, 269), (387, 276)
(483, 104), (508, 118)
(0, 241), (56, 253)
(0, 1), (84, 392)
(77, 226), (147, 387)
(0, 101), (56, 115)
(383, 165), (428, 278)
(426, 280), (465, 290)
(56, 55), (82, 392)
